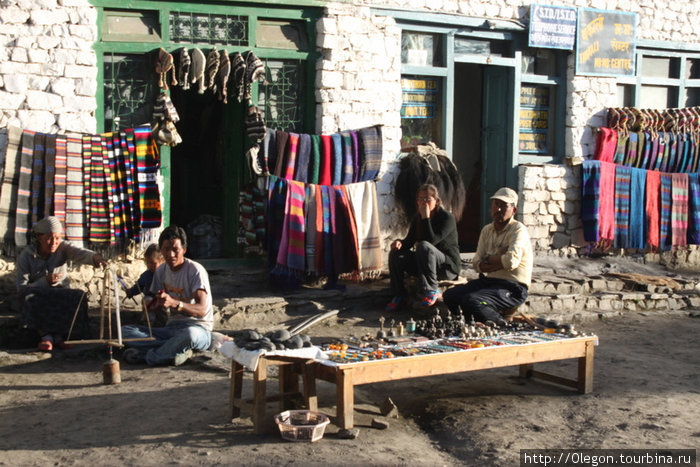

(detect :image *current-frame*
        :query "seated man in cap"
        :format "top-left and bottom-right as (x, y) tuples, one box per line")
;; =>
(121, 226), (213, 367)
(443, 187), (533, 326)
(16, 216), (107, 351)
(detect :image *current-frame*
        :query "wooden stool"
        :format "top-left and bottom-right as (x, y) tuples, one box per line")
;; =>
(229, 355), (318, 434)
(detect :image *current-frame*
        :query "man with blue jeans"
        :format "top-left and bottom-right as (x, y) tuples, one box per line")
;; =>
(122, 226), (213, 366)
(444, 187), (533, 326)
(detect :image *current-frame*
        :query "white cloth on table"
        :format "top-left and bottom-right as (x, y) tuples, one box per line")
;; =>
(220, 341), (326, 371)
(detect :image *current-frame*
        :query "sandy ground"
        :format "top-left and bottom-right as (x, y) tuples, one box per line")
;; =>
(1, 309), (699, 466)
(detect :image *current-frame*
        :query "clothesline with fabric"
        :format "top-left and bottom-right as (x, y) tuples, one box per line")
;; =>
(581, 159), (700, 251)
(594, 106), (700, 173)
(257, 124), (383, 185)
(0, 125), (162, 251)
(263, 175), (383, 278)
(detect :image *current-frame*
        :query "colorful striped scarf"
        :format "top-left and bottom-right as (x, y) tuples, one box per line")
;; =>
(341, 132), (354, 184)
(262, 128), (276, 175)
(266, 175), (287, 269)
(121, 129), (139, 237)
(309, 134), (321, 185)
(53, 135), (68, 224)
(81, 135), (92, 227)
(333, 185), (359, 275)
(350, 131), (360, 183)
(598, 160), (616, 242)
(645, 170), (661, 249)
(30, 132), (46, 229)
(687, 173), (700, 244)
(648, 136), (660, 171)
(345, 180), (382, 276)
(319, 135), (332, 186)
(42, 134), (56, 221)
(322, 185), (335, 275)
(331, 133), (342, 185)
(0, 127), (22, 246)
(358, 124), (382, 182)
(671, 172), (688, 247)
(613, 165), (631, 249)
(659, 173), (673, 251)
(613, 133), (627, 164)
(304, 184), (318, 273)
(594, 128), (617, 163)
(295, 133), (311, 183)
(314, 184), (325, 273)
(284, 132), (299, 180)
(581, 160), (601, 242)
(663, 133), (677, 173)
(15, 130), (35, 247)
(134, 125), (161, 229)
(89, 135), (110, 243)
(639, 131), (652, 169)
(65, 134), (85, 246)
(623, 132), (637, 167)
(103, 133), (120, 244)
(274, 130), (289, 178)
(629, 168), (646, 249)
(276, 180), (306, 271)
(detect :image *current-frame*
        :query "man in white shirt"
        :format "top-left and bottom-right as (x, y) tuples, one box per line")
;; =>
(443, 187), (533, 325)
(121, 226), (213, 366)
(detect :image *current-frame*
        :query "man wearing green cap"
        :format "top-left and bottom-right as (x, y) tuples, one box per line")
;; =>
(443, 187), (533, 326)
(16, 216), (107, 351)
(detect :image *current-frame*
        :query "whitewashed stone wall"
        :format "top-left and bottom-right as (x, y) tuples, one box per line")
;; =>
(316, 4), (408, 251)
(0, 0), (98, 135)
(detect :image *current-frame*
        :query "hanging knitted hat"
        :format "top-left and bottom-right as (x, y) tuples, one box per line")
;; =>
(153, 120), (182, 147)
(178, 48), (191, 90)
(231, 52), (246, 103)
(152, 93), (180, 123)
(155, 48), (177, 90)
(245, 99), (266, 143)
(244, 51), (265, 99)
(216, 49), (231, 103)
(205, 47), (220, 93)
(190, 48), (206, 94)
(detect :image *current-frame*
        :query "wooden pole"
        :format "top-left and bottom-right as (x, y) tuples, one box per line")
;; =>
(112, 271), (123, 345)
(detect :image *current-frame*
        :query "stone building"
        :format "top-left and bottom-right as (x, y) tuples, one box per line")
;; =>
(2, 0), (700, 264)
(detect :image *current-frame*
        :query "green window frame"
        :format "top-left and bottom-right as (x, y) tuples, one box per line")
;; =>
(616, 42), (700, 109)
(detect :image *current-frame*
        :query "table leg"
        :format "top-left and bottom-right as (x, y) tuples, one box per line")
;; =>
(229, 360), (244, 421)
(577, 340), (595, 394)
(336, 368), (354, 430)
(519, 363), (533, 378)
(252, 357), (268, 434)
(279, 363), (300, 412)
(302, 360), (318, 412)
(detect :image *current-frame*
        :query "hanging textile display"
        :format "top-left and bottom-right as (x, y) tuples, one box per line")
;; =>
(0, 125), (162, 251)
(583, 106), (700, 251)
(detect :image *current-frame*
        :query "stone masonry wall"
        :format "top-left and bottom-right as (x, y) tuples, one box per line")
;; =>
(0, 0), (98, 136)
(316, 4), (408, 252)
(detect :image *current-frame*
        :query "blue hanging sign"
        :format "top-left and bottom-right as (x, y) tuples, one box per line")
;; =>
(576, 8), (636, 77)
(528, 4), (577, 50)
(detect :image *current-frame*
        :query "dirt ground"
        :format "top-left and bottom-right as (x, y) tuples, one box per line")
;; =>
(1, 307), (699, 466)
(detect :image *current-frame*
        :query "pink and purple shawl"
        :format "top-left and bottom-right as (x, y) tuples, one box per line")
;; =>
(671, 172), (688, 247)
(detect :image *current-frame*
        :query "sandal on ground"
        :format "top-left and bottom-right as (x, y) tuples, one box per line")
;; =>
(385, 296), (405, 312)
(420, 290), (442, 307)
(37, 339), (53, 352)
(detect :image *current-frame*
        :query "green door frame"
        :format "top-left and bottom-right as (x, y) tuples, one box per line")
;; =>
(91, 0), (318, 259)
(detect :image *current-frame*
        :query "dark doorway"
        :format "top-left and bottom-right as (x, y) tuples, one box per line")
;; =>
(452, 62), (483, 252)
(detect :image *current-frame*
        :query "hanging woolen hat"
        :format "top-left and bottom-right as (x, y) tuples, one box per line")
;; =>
(244, 51), (265, 99)
(152, 93), (180, 123)
(204, 47), (220, 92)
(245, 99), (266, 143)
(34, 216), (63, 234)
(178, 48), (191, 90)
(155, 48), (178, 90)
(216, 49), (231, 103)
(190, 48), (206, 94)
(231, 52), (246, 103)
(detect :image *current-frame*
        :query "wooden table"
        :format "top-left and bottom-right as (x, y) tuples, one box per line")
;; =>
(314, 336), (596, 429)
(229, 356), (318, 434)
